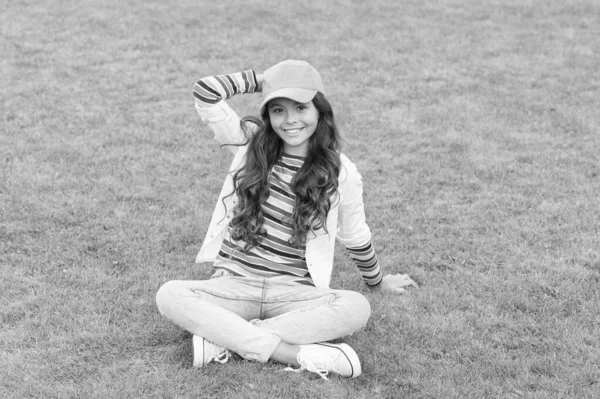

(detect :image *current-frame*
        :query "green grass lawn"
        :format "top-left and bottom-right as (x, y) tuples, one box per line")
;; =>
(2, 0), (599, 398)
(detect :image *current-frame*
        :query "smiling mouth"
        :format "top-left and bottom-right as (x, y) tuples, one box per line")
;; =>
(284, 127), (304, 135)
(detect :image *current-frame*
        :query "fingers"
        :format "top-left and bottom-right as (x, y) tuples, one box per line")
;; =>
(394, 275), (418, 288)
(381, 273), (419, 295)
(382, 286), (406, 295)
(399, 274), (419, 288)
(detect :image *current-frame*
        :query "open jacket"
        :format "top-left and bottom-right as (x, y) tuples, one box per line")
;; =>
(194, 100), (374, 288)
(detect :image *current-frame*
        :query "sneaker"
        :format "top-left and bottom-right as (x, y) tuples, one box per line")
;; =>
(292, 342), (361, 379)
(192, 335), (231, 368)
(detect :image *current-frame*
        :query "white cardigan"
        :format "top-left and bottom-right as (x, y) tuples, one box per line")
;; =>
(194, 100), (372, 288)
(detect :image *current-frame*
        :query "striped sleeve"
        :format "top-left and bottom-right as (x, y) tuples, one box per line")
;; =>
(193, 70), (258, 108)
(346, 241), (383, 286)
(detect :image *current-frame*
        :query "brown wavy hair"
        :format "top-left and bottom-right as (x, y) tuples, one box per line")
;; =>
(226, 92), (342, 251)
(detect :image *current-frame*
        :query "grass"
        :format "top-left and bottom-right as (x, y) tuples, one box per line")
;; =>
(1, 0), (599, 398)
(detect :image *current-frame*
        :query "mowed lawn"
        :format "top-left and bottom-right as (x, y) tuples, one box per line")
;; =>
(2, 0), (599, 398)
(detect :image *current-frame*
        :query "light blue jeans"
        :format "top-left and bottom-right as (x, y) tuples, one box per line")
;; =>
(155, 271), (372, 363)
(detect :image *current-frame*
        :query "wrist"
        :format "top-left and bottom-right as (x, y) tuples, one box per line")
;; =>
(255, 73), (263, 92)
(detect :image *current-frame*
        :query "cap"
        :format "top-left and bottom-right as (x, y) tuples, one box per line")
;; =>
(259, 60), (325, 114)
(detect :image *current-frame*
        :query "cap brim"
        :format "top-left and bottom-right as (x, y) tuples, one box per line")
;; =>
(259, 88), (318, 114)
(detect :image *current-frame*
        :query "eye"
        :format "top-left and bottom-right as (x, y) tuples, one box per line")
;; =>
(270, 107), (283, 114)
(297, 105), (307, 111)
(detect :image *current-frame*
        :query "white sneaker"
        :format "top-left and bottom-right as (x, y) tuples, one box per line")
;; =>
(292, 342), (361, 379)
(192, 335), (230, 368)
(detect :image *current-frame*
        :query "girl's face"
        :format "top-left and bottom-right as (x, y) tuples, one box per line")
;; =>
(268, 97), (319, 157)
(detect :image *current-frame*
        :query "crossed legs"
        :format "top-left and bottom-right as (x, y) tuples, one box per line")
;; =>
(155, 275), (372, 364)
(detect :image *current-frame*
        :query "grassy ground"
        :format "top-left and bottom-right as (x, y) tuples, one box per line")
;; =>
(2, 0), (599, 398)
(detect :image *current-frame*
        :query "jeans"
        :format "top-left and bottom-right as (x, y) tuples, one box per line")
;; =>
(155, 272), (372, 363)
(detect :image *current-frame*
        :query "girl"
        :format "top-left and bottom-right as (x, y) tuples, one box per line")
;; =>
(156, 60), (417, 379)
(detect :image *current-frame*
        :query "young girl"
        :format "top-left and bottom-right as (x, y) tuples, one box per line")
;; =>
(156, 60), (417, 379)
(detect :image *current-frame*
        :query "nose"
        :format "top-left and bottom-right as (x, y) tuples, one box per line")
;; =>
(285, 110), (298, 124)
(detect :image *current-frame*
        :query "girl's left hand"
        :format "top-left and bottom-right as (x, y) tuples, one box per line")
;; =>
(380, 274), (419, 295)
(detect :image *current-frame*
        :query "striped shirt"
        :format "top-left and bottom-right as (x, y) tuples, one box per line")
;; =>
(215, 154), (314, 285)
(194, 70), (383, 286)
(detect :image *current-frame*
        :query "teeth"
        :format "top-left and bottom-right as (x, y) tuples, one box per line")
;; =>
(285, 128), (303, 134)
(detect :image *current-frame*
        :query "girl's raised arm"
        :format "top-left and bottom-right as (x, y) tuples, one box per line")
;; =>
(192, 70), (259, 148)
(193, 70), (258, 108)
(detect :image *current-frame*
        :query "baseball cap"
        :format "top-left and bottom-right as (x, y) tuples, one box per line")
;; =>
(259, 60), (325, 114)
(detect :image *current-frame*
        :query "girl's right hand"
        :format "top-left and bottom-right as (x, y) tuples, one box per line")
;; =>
(256, 73), (263, 92)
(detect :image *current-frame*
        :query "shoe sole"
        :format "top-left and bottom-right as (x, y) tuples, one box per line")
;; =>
(192, 335), (204, 368)
(316, 342), (362, 378)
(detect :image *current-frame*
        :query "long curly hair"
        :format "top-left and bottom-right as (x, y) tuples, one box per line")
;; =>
(227, 92), (342, 252)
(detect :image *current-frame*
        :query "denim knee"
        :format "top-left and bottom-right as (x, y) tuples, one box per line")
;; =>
(338, 290), (372, 333)
(155, 280), (183, 318)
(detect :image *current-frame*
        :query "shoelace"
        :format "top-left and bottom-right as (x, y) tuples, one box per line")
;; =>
(212, 351), (231, 364)
(284, 354), (333, 380)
